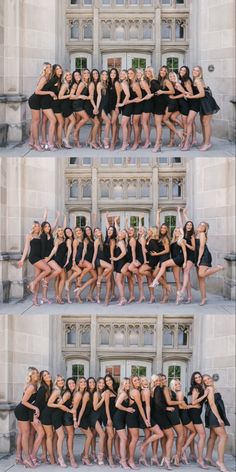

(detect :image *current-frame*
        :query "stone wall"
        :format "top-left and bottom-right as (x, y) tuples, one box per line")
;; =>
(186, 156), (235, 296)
(190, 0), (236, 141)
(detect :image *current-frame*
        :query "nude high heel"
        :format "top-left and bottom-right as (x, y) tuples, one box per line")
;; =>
(160, 457), (173, 470)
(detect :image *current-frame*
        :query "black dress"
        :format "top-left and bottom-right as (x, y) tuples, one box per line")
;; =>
(185, 235), (196, 264)
(90, 397), (107, 428)
(103, 395), (117, 426)
(188, 391), (204, 425)
(188, 84), (201, 113)
(170, 241), (184, 267)
(151, 80), (168, 115)
(54, 241), (67, 268)
(136, 239), (144, 265)
(48, 77), (62, 114)
(103, 240), (112, 263)
(95, 243), (105, 268)
(50, 399), (64, 430)
(167, 89), (180, 113)
(139, 399), (156, 429)
(205, 392), (230, 428)
(28, 93), (41, 110)
(75, 241), (84, 265)
(146, 238), (159, 269)
(114, 245), (127, 273)
(200, 87), (220, 116)
(78, 394), (93, 430)
(113, 398), (129, 430)
(141, 85), (153, 113)
(179, 396), (192, 426)
(84, 239), (94, 263)
(108, 82), (118, 112)
(166, 391), (181, 426)
(195, 239), (212, 267)
(28, 238), (42, 265)
(63, 397), (74, 426)
(72, 84), (88, 112)
(31, 385), (49, 422)
(99, 87), (110, 115)
(40, 233), (54, 259)
(126, 240), (133, 264)
(157, 239), (170, 266)
(152, 386), (172, 430)
(14, 390), (37, 422)
(120, 88), (133, 117)
(41, 82), (54, 110)
(126, 397), (140, 429)
(61, 87), (73, 118)
(130, 86), (143, 115)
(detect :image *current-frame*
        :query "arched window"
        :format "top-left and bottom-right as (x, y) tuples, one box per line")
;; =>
(82, 180), (92, 198)
(143, 21), (152, 40)
(113, 182), (123, 199)
(102, 22), (111, 39)
(127, 181), (137, 198)
(115, 25), (125, 40)
(129, 24), (139, 39)
(71, 21), (79, 39)
(69, 180), (78, 198)
(161, 20), (172, 39)
(83, 22), (92, 39)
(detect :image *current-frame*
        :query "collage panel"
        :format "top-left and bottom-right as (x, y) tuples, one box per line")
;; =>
(0, 0), (235, 471)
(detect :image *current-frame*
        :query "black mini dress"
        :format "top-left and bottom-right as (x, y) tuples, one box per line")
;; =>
(108, 82), (118, 112)
(200, 87), (220, 116)
(167, 89), (180, 113)
(136, 239), (144, 265)
(63, 397), (74, 426)
(54, 241), (67, 268)
(28, 93), (41, 110)
(141, 85), (153, 113)
(28, 237), (42, 265)
(114, 245), (127, 273)
(40, 82), (54, 110)
(146, 238), (159, 269)
(103, 395), (117, 426)
(48, 77), (62, 114)
(99, 87), (110, 116)
(188, 390), (204, 425)
(40, 233), (54, 260)
(84, 239), (94, 264)
(188, 84), (201, 113)
(185, 235), (196, 264)
(78, 394), (93, 430)
(14, 390), (37, 422)
(205, 392), (230, 428)
(95, 244), (105, 268)
(126, 397), (140, 429)
(130, 86), (143, 115)
(152, 386), (172, 430)
(166, 390), (181, 426)
(72, 84), (88, 112)
(90, 398), (107, 428)
(61, 88), (73, 118)
(75, 241), (84, 265)
(126, 240), (133, 264)
(170, 241), (184, 267)
(103, 240), (112, 263)
(195, 238), (212, 267)
(156, 239), (170, 267)
(30, 385), (49, 422)
(113, 398), (129, 430)
(151, 80), (168, 115)
(179, 396), (191, 426)
(120, 88), (133, 117)
(139, 399), (156, 429)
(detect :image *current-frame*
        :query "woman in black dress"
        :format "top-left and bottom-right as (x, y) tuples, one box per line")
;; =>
(74, 226), (97, 303)
(18, 220), (51, 306)
(73, 377), (93, 466)
(127, 68), (143, 151)
(178, 66), (193, 145)
(65, 226), (83, 295)
(86, 377), (97, 463)
(111, 230), (128, 306)
(163, 71), (185, 147)
(96, 70), (111, 149)
(104, 216), (117, 302)
(108, 68), (121, 150)
(45, 64), (64, 148)
(127, 376), (149, 469)
(119, 70), (132, 151)
(47, 375), (72, 468)
(196, 222), (224, 306)
(113, 377), (135, 470)
(45, 227), (68, 304)
(182, 66), (206, 151)
(61, 378), (77, 468)
(151, 227), (187, 303)
(41, 221), (63, 303)
(188, 372), (209, 468)
(137, 69), (153, 149)
(69, 69), (81, 143)
(139, 226), (160, 304)
(37, 370), (55, 465)
(92, 227), (113, 305)
(151, 66), (175, 153)
(86, 69), (100, 149)
(203, 375), (230, 472)
(195, 66), (220, 152)
(104, 375), (118, 467)
(127, 226), (146, 304)
(177, 207), (196, 304)
(150, 214), (171, 303)
(28, 62), (56, 151)
(170, 378), (196, 465)
(14, 367), (40, 468)
(59, 71), (76, 148)
(139, 377), (164, 467)
(73, 69), (91, 147)
(90, 377), (106, 465)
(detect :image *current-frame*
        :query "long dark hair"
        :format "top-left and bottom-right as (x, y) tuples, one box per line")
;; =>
(109, 68), (120, 86)
(41, 221), (52, 238)
(105, 226), (117, 243)
(87, 377), (96, 400)
(188, 371), (204, 396)
(72, 69), (81, 86)
(84, 225), (94, 241)
(64, 227), (74, 241)
(158, 66), (168, 87)
(183, 220), (195, 239)
(40, 370), (53, 401)
(65, 377), (76, 395)
(179, 66), (193, 86)
(90, 68), (100, 84)
(104, 374), (118, 394)
(52, 64), (63, 91)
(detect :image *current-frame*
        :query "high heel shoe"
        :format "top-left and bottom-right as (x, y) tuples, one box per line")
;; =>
(171, 455), (180, 467)
(119, 460), (129, 470)
(160, 457), (172, 470)
(108, 458), (116, 468)
(181, 452), (189, 465)
(204, 459), (217, 467)
(97, 453), (104, 465)
(103, 140), (110, 150)
(127, 462), (139, 470)
(62, 139), (72, 149)
(16, 456), (23, 464)
(215, 461), (229, 472)
(33, 144), (43, 152)
(199, 298), (207, 306)
(149, 280), (159, 288)
(121, 144), (129, 151)
(142, 142), (151, 149)
(23, 459), (35, 468)
(58, 457), (67, 468)
(89, 142), (100, 150)
(81, 456), (92, 466)
(197, 460), (209, 469)
(150, 457), (159, 466)
(152, 144), (162, 153)
(117, 298), (127, 306)
(40, 298), (52, 305)
(139, 456), (149, 466)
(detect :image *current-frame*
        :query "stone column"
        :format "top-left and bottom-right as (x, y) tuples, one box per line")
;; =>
(153, 2), (161, 69)
(224, 253), (236, 300)
(90, 315), (97, 377)
(153, 315), (163, 373)
(93, 4), (99, 69)
(151, 164), (158, 226)
(91, 166), (98, 225)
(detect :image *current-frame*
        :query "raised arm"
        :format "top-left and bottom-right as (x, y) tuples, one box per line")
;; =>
(163, 387), (187, 408)
(51, 211), (60, 233)
(155, 208), (161, 228)
(177, 207), (184, 228)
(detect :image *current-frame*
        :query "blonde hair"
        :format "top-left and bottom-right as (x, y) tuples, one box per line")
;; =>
(40, 62), (51, 78)
(199, 221), (209, 240)
(24, 366), (39, 389)
(136, 68), (144, 80)
(169, 378), (180, 392)
(150, 374), (159, 395)
(54, 375), (65, 388)
(148, 227), (158, 239)
(31, 221), (40, 235)
(129, 375), (140, 395)
(145, 66), (155, 81)
(193, 65), (203, 81)
(63, 70), (72, 84)
(171, 227), (184, 244)
(55, 226), (65, 239)
(140, 376), (150, 389)
(169, 71), (178, 82)
(118, 377), (130, 396)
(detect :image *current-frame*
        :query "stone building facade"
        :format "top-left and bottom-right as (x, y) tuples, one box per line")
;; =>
(0, 0), (235, 143)
(0, 156), (235, 302)
(0, 313), (235, 454)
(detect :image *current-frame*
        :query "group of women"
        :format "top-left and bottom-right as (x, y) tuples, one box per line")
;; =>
(28, 63), (220, 153)
(18, 208), (224, 307)
(15, 368), (230, 471)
